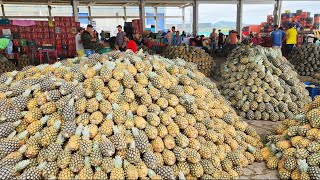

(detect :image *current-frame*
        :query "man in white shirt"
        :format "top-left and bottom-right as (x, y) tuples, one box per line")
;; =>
(307, 33), (315, 44)
(75, 27), (85, 57)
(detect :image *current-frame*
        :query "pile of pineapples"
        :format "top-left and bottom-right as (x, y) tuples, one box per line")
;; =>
(0, 50), (263, 179)
(138, 45), (156, 55)
(263, 96), (320, 180)
(220, 45), (311, 121)
(161, 45), (215, 77)
(288, 44), (320, 77)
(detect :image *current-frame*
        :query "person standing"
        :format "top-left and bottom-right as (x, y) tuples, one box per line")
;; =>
(251, 33), (264, 45)
(115, 25), (126, 51)
(229, 30), (238, 50)
(271, 25), (286, 47)
(124, 35), (137, 53)
(218, 29), (224, 49)
(75, 27), (85, 57)
(81, 24), (96, 50)
(285, 23), (298, 56)
(172, 31), (182, 46)
(164, 30), (173, 46)
(210, 28), (217, 51)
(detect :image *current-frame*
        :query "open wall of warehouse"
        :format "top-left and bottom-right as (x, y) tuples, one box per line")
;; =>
(198, 4), (237, 36)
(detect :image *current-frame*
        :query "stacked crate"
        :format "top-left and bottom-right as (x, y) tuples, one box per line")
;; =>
(132, 19), (143, 34)
(0, 17), (80, 63)
(53, 17), (80, 57)
(314, 14), (320, 30)
(281, 10), (313, 29)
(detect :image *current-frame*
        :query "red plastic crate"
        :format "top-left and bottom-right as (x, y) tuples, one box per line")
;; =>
(54, 34), (61, 39)
(66, 34), (74, 38)
(49, 28), (55, 33)
(61, 28), (67, 34)
(75, 22), (80, 27)
(71, 22), (76, 27)
(56, 39), (62, 45)
(55, 17), (61, 21)
(42, 39), (49, 44)
(54, 21), (60, 27)
(61, 34), (68, 39)
(20, 33), (26, 39)
(36, 40), (42, 46)
(43, 33), (50, 39)
(22, 46), (29, 53)
(13, 39), (20, 46)
(62, 39), (68, 45)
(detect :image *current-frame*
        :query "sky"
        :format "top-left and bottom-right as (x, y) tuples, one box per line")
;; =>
(165, 1), (320, 25)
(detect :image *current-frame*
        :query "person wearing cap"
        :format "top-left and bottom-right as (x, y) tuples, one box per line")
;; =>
(0, 38), (10, 51)
(81, 24), (97, 50)
(115, 25), (126, 51)
(285, 23), (298, 56)
(75, 27), (85, 57)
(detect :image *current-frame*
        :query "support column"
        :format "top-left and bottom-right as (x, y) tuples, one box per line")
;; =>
(236, 0), (243, 40)
(48, 5), (52, 21)
(124, 6), (127, 22)
(1, 4), (5, 18)
(72, 0), (79, 22)
(154, 7), (158, 32)
(273, 0), (282, 26)
(88, 6), (93, 24)
(139, 0), (146, 30)
(192, 0), (198, 37)
(182, 7), (185, 32)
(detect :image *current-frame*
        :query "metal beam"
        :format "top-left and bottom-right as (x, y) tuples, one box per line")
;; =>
(124, 6), (127, 21)
(154, 7), (158, 32)
(48, 5), (52, 19)
(192, 0), (198, 36)
(88, 6), (93, 24)
(273, 0), (281, 26)
(1, 1), (5, 18)
(72, 0), (79, 22)
(139, 0), (146, 30)
(87, 1), (96, 6)
(236, 0), (243, 40)
(182, 7), (185, 31)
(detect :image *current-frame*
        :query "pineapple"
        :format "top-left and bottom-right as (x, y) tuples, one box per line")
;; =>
(124, 160), (139, 180)
(110, 156), (125, 180)
(78, 157), (94, 180)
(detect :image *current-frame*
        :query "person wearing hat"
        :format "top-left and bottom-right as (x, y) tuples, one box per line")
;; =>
(75, 27), (85, 57)
(285, 23), (298, 56)
(115, 25), (126, 51)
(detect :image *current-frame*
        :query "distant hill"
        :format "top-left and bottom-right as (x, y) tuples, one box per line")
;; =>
(212, 21), (249, 29)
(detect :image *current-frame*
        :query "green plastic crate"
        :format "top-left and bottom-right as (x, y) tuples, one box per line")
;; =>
(20, 39), (27, 47)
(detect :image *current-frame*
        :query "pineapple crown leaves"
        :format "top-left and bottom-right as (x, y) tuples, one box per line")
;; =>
(40, 115), (50, 125)
(147, 72), (157, 78)
(106, 113), (113, 120)
(14, 160), (31, 172)
(147, 169), (156, 178)
(52, 62), (62, 68)
(38, 162), (47, 170)
(13, 120), (21, 127)
(93, 63), (103, 71)
(95, 92), (104, 102)
(131, 127), (139, 137)
(84, 156), (91, 166)
(275, 152), (282, 159)
(4, 77), (13, 86)
(82, 126), (90, 139)
(56, 132), (65, 145)
(72, 80), (79, 86)
(112, 103), (120, 110)
(247, 144), (256, 153)
(294, 114), (306, 122)
(68, 98), (75, 107)
(297, 159), (309, 173)
(93, 141), (99, 150)
(112, 125), (121, 135)
(126, 111), (134, 119)
(53, 120), (62, 130)
(119, 85), (124, 94)
(10, 70), (18, 77)
(114, 156), (123, 168)
(18, 145), (27, 154)
(5, 91), (12, 97)
(106, 61), (116, 70)
(17, 130), (28, 140)
(129, 140), (136, 149)
(178, 172), (186, 180)
(22, 89), (32, 97)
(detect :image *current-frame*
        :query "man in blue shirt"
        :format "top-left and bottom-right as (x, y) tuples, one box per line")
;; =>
(271, 25), (286, 47)
(172, 30), (182, 46)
